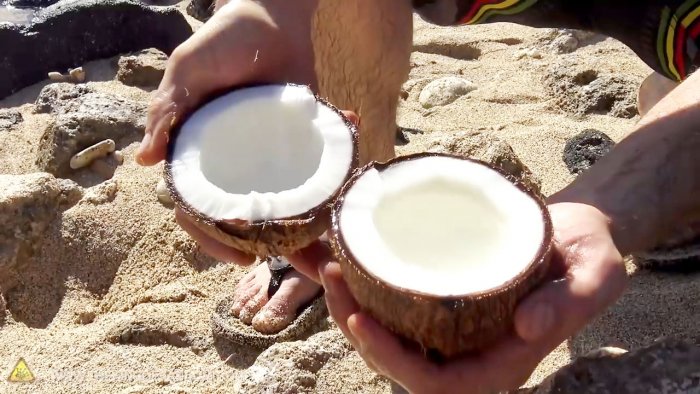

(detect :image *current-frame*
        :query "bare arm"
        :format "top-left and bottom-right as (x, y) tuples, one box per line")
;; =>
(550, 71), (700, 255)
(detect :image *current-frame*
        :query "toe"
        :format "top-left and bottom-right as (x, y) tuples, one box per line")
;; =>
(239, 287), (268, 324)
(231, 281), (261, 317)
(252, 271), (322, 334)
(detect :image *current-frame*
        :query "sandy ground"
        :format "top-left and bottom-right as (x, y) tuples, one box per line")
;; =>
(0, 12), (697, 394)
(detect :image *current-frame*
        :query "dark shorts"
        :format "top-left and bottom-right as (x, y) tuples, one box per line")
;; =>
(413, 0), (700, 81)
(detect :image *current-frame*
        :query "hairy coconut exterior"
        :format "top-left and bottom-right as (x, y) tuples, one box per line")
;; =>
(164, 84), (359, 257)
(329, 153), (554, 359)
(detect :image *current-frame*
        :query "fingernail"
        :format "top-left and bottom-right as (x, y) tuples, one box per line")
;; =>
(528, 303), (555, 341)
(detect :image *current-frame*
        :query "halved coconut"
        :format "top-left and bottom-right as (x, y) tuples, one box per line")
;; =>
(165, 84), (359, 256)
(329, 153), (553, 358)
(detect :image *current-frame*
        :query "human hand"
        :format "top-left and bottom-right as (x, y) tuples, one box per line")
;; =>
(318, 201), (628, 393)
(136, 0), (319, 265)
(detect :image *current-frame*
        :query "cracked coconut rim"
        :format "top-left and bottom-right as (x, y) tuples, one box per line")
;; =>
(167, 84), (355, 222)
(335, 154), (548, 296)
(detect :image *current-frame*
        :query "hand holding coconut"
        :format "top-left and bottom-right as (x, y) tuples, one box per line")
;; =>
(135, 0), (343, 335)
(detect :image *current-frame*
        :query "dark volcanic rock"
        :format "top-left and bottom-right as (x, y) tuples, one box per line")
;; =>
(563, 129), (616, 175)
(34, 83), (146, 176)
(0, 0), (192, 99)
(522, 338), (700, 394)
(186, 0), (214, 22)
(9, 0), (61, 7)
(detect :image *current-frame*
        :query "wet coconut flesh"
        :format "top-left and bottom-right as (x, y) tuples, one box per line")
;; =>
(165, 84), (358, 257)
(329, 153), (553, 358)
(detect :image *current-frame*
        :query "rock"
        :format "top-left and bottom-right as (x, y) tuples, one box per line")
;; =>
(186, 0), (214, 22)
(419, 77), (476, 109)
(549, 33), (579, 54)
(34, 83), (147, 176)
(0, 173), (82, 291)
(69, 67), (86, 83)
(544, 64), (638, 118)
(156, 179), (173, 207)
(563, 129), (616, 175)
(406, 130), (541, 194)
(0, 0), (192, 99)
(236, 330), (352, 394)
(523, 338), (700, 394)
(0, 109), (23, 130)
(116, 48), (168, 87)
(82, 179), (119, 205)
(9, 0), (61, 7)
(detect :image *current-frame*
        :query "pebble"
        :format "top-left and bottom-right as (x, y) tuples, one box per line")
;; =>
(113, 150), (124, 165)
(69, 139), (116, 170)
(69, 67), (86, 83)
(550, 33), (579, 54)
(48, 71), (68, 82)
(156, 179), (173, 207)
(418, 77), (476, 109)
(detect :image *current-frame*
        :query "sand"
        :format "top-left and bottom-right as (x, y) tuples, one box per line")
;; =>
(0, 12), (697, 394)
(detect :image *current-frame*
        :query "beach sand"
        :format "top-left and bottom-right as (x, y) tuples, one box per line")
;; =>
(0, 12), (697, 394)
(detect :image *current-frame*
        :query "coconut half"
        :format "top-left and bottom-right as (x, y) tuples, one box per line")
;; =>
(329, 153), (553, 358)
(165, 84), (359, 256)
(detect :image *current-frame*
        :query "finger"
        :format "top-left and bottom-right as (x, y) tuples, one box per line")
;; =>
(175, 208), (256, 265)
(287, 241), (334, 284)
(318, 261), (361, 351)
(514, 237), (627, 346)
(341, 110), (359, 127)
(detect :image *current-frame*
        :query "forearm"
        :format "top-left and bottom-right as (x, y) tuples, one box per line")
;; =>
(550, 71), (700, 255)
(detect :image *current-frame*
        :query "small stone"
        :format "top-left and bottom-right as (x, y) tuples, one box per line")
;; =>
(186, 0), (215, 22)
(48, 71), (68, 82)
(82, 179), (119, 204)
(116, 48), (168, 87)
(550, 33), (579, 54)
(0, 109), (23, 130)
(563, 129), (616, 175)
(156, 179), (173, 207)
(419, 77), (476, 109)
(69, 67), (86, 83)
(113, 150), (124, 165)
(529, 338), (700, 394)
(70, 139), (116, 170)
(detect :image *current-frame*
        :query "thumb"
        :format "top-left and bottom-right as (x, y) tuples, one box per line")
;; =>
(514, 240), (627, 345)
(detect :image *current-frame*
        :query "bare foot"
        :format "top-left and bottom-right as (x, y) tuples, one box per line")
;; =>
(231, 262), (322, 334)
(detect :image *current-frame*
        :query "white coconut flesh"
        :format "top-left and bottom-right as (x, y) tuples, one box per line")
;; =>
(169, 84), (354, 222)
(338, 156), (545, 296)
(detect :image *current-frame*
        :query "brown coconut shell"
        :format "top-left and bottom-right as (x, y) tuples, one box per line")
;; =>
(164, 84), (360, 257)
(328, 153), (554, 359)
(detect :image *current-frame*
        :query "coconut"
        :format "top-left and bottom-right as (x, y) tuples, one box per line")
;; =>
(329, 153), (553, 358)
(165, 84), (359, 257)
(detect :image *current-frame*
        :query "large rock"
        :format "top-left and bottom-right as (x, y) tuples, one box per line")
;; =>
(236, 330), (352, 394)
(8, 0), (61, 7)
(34, 83), (147, 176)
(0, 173), (82, 291)
(405, 130), (541, 194)
(116, 48), (168, 87)
(0, 0), (192, 99)
(522, 338), (700, 393)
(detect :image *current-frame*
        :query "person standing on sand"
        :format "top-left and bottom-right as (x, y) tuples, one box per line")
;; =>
(136, 0), (700, 392)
